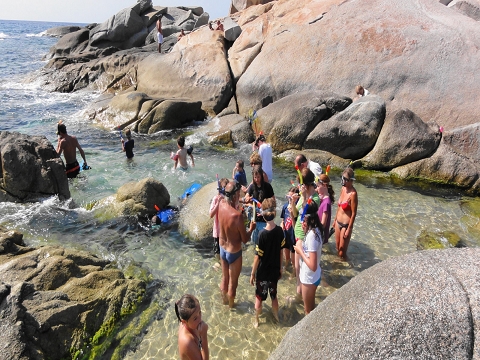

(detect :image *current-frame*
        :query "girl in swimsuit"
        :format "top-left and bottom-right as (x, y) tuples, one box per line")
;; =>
(176, 294), (209, 360)
(333, 167), (358, 259)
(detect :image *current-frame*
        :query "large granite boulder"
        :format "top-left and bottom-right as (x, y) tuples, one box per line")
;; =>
(391, 136), (480, 193)
(90, 7), (149, 48)
(442, 123), (480, 164)
(46, 28), (90, 58)
(253, 91), (352, 153)
(136, 28), (233, 115)
(208, 113), (255, 147)
(0, 131), (70, 202)
(44, 26), (82, 38)
(223, 17), (242, 42)
(304, 95), (386, 159)
(178, 182), (217, 242)
(359, 109), (442, 170)
(270, 248), (480, 359)
(115, 177), (170, 217)
(0, 227), (148, 360)
(229, 0), (275, 14)
(233, 0), (480, 129)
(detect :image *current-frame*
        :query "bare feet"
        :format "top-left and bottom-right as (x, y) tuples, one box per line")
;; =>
(254, 315), (259, 328)
(221, 292), (228, 305)
(228, 296), (235, 308)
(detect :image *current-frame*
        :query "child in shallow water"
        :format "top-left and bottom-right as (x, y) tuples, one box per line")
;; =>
(175, 294), (209, 360)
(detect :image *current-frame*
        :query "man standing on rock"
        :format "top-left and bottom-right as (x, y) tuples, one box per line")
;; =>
(218, 180), (255, 308)
(156, 14), (163, 53)
(56, 121), (87, 178)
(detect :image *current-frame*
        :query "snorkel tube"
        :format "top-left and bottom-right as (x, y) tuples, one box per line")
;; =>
(295, 165), (303, 185)
(301, 196), (313, 222)
(326, 164), (331, 176)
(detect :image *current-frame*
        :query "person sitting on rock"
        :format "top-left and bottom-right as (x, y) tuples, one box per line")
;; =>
(177, 29), (186, 41)
(56, 121), (87, 178)
(354, 85), (369, 100)
(209, 22), (214, 30)
(215, 20), (224, 32)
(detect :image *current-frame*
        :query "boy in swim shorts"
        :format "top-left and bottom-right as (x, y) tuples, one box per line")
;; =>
(171, 136), (194, 170)
(250, 198), (286, 327)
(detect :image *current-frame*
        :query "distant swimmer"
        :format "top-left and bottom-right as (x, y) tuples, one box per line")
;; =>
(56, 121), (87, 178)
(218, 180), (255, 307)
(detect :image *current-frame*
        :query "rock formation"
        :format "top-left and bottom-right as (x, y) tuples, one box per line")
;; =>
(38, 0), (480, 193)
(0, 227), (153, 360)
(0, 131), (70, 202)
(269, 248), (480, 359)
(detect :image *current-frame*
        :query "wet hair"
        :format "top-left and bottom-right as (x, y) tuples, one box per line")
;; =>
(261, 197), (276, 221)
(355, 85), (364, 95)
(175, 294), (199, 322)
(218, 178), (229, 194)
(177, 136), (185, 148)
(319, 174), (335, 202)
(303, 201), (323, 238)
(236, 160), (244, 169)
(295, 154), (307, 167)
(125, 129), (131, 138)
(299, 168), (315, 186)
(224, 180), (241, 200)
(343, 167), (355, 180)
(249, 152), (262, 166)
(57, 121), (67, 135)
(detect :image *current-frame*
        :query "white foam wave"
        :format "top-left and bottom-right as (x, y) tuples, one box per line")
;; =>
(26, 31), (47, 37)
(0, 32), (8, 39)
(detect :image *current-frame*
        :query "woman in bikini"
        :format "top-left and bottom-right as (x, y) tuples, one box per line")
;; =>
(176, 294), (209, 360)
(334, 167), (358, 259)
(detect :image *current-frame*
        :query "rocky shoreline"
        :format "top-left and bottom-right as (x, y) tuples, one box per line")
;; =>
(33, 0), (480, 194)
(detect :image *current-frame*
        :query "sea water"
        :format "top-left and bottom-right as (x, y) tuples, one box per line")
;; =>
(1, 19), (479, 359)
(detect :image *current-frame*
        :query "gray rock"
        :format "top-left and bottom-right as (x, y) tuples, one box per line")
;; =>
(131, 0), (153, 15)
(115, 177), (170, 216)
(254, 91), (351, 153)
(442, 123), (480, 164)
(194, 12), (210, 29)
(453, 0), (480, 20)
(175, 9), (194, 26)
(90, 8), (145, 47)
(391, 137), (480, 193)
(44, 26), (82, 38)
(45, 28), (89, 59)
(270, 248), (480, 360)
(223, 17), (242, 41)
(137, 100), (205, 134)
(305, 95), (386, 159)
(178, 6), (205, 16)
(212, 113), (255, 145)
(0, 227), (147, 360)
(0, 131), (70, 202)
(360, 109), (441, 170)
(178, 182), (217, 242)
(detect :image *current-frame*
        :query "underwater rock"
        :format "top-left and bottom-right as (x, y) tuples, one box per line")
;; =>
(416, 229), (463, 250)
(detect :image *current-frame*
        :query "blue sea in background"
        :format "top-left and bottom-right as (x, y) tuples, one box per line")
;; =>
(1, 19), (479, 360)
